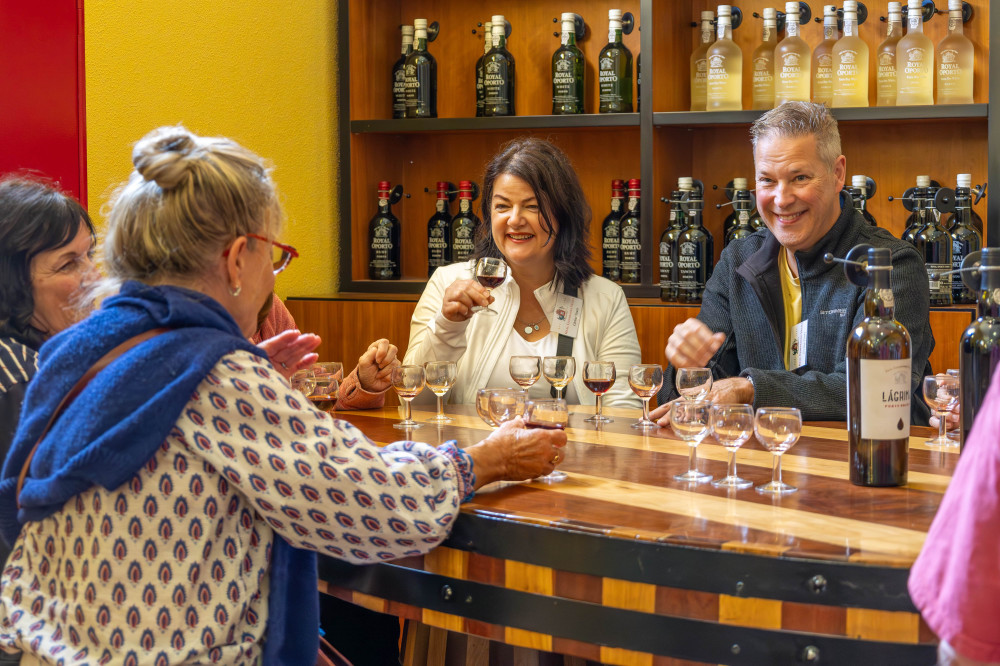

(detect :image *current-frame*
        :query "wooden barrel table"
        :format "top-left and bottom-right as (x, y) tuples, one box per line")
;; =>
(318, 404), (951, 665)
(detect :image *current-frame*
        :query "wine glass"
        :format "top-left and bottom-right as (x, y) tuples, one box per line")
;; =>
(676, 367), (713, 401)
(628, 364), (663, 429)
(542, 356), (576, 400)
(946, 369), (961, 441)
(476, 387), (509, 427)
(583, 361), (616, 424)
(472, 257), (508, 315)
(670, 399), (713, 483)
(290, 369), (317, 396)
(309, 362), (343, 401)
(488, 389), (527, 425)
(391, 365), (425, 429)
(710, 403), (754, 489)
(524, 398), (569, 482)
(754, 407), (802, 495)
(509, 355), (542, 389)
(423, 361), (458, 424)
(923, 374), (960, 448)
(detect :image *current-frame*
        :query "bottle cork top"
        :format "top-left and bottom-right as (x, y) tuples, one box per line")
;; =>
(852, 175), (867, 188)
(628, 178), (641, 190)
(949, 0), (962, 10)
(401, 25), (414, 36)
(916, 175), (931, 187)
(414, 18), (428, 29)
(679, 177), (693, 189)
(609, 8), (623, 20)
(733, 177), (748, 189)
(957, 173), (972, 187)
(763, 7), (777, 19)
(491, 14), (504, 26)
(786, 2), (800, 15)
(702, 10), (715, 21)
(908, 0), (922, 10)
(561, 12), (576, 22)
(436, 181), (449, 191)
(888, 1), (902, 12)
(717, 5), (731, 17)
(843, 1), (857, 12)
(612, 179), (625, 189)
(378, 181), (391, 190)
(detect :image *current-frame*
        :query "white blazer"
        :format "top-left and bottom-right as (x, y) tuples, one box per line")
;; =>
(403, 262), (641, 408)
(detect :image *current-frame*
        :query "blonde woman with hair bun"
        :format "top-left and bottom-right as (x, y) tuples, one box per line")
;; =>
(0, 126), (565, 665)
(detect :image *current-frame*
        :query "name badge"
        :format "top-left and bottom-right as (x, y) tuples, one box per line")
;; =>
(551, 293), (583, 338)
(789, 319), (808, 370)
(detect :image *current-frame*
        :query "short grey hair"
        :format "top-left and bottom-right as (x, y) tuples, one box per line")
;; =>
(750, 102), (842, 168)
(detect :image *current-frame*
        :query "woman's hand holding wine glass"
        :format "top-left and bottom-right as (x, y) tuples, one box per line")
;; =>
(524, 398), (569, 482)
(472, 257), (508, 316)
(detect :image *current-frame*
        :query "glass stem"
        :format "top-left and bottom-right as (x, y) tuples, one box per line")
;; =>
(641, 397), (650, 422)
(938, 410), (947, 441)
(596, 394), (603, 419)
(437, 395), (444, 418)
(404, 398), (412, 423)
(773, 453), (782, 485)
(688, 444), (698, 474)
(728, 449), (737, 479)
(558, 386), (564, 400)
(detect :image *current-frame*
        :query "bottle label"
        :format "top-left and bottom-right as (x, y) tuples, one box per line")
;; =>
(762, 25), (771, 41)
(393, 69), (407, 111)
(627, 196), (638, 211)
(562, 31), (571, 46)
(858, 358), (911, 439)
(436, 199), (447, 213)
(460, 199), (470, 213)
(938, 48), (962, 89)
(620, 224), (641, 270)
(909, 15), (920, 30)
(927, 263), (953, 297)
(370, 223), (395, 269)
(611, 199), (622, 213)
(877, 52), (897, 96)
(659, 242), (673, 288)
(787, 20), (799, 37)
(453, 225), (475, 261)
(484, 59), (512, 111)
(678, 241), (704, 289)
(702, 25), (713, 42)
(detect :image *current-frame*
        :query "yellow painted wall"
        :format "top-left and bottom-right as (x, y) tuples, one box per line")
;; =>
(84, 1), (339, 298)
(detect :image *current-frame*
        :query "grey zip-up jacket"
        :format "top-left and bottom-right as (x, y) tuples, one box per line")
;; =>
(661, 195), (934, 424)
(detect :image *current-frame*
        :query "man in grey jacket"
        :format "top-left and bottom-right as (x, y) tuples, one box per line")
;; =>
(652, 101), (933, 424)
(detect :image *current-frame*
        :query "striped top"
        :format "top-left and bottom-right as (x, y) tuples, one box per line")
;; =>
(0, 335), (37, 463)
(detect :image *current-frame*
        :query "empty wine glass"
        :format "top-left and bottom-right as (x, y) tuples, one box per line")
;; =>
(754, 407), (802, 495)
(423, 361), (458, 424)
(525, 398), (569, 482)
(509, 355), (542, 389)
(488, 389), (527, 425)
(629, 364), (663, 429)
(670, 399), (713, 483)
(473, 257), (508, 315)
(923, 374), (960, 448)
(309, 362), (343, 401)
(583, 361), (616, 424)
(946, 369), (960, 440)
(710, 403), (754, 489)
(476, 387), (509, 427)
(676, 367), (713, 401)
(290, 369), (317, 396)
(542, 356), (576, 400)
(391, 365), (425, 429)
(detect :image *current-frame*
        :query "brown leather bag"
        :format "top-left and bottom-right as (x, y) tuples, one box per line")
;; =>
(316, 635), (353, 666)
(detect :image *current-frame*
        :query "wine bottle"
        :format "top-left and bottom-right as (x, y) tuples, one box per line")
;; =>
(722, 177), (746, 240)
(832, 1), (870, 107)
(392, 25), (414, 119)
(725, 178), (755, 246)
(483, 14), (515, 117)
(876, 2), (904, 106)
(774, 1), (811, 104)
(659, 189), (686, 301)
(602, 179), (625, 282)
(706, 7), (742, 111)
(850, 175), (878, 227)
(959, 248), (1000, 448)
(476, 21), (493, 117)
(897, 0), (934, 106)
(846, 247), (911, 487)
(901, 175), (931, 244)
(636, 52), (641, 112)
(690, 10), (715, 111)
(368, 181), (401, 280)
(619, 179), (642, 284)
(404, 19), (437, 118)
(914, 185), (954, 306)
(552, 12), (585, 114)
(599, 9), (634, 113)
(936, 0), (974, 104)
(450, 181), (478, 264)
(677, 185), (713, 303)
(751, 8), (777, 110)
(950, 174), (983, 304)
(812, 4), (839, 106)
(427, 181), (451, 277)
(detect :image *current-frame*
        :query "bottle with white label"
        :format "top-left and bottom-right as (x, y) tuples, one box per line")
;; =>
(619, 179), (642, 283)
(599, 9), (634, 113)
(850, 175), (878, 227)
(368, 181), (401, 280)
(450, 181), (479, 263)
(476, 21), (493, 117)
(896, 0), (934, 105)
(659, 188), (686, 301)
(602, 179), (625, 282)
(949, 174), (982, 304)
(483, 14), (515, 116)
(845, 247), (911, 487)
(552, 13), (585, 114)
(832, 1), (869, 107)
(936, 0), (974, 104)
(915, 184), (953, 306)
(811, 5), (839, 106)
(392, 25), (414, 119)
(774, 1), (810, 104)
(751, 8), (777, 110)
(706, 8), (742, 111)
(690, 11), (715, 111)
(404, 19), (437, 118)
(876, 2), (904, 106)
(427, 181), (451, 277)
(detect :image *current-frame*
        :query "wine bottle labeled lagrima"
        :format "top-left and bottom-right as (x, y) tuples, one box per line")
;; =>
(959, 248), (1000, 449)
(368, 181), (401, 280)
(845, 246), (911, 486)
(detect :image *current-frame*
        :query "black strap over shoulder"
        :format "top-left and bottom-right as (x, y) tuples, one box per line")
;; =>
(551, 282), (576, 398)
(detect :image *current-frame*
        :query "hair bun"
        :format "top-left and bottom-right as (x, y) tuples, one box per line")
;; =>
(132, 125), (199, 190)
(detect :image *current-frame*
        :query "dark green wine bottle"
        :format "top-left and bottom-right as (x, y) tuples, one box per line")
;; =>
(475, 20), (492, 117)
(483, 14), (515, 117)
(599, 9), (633, 113)
(369, 181), (401, 280)
(404, 19), (436, 118)
(677, 186), (713, 303)
(392, 25), (414, 119)
(552, 13), (584, 114)
(950, 174), (983, 304)
(602, 179), (625, 281)
(450, 181), (478, 264)
(960, 248), (1000, 449)
(619, 179), (641, 284)
(427, 181), (451, 277)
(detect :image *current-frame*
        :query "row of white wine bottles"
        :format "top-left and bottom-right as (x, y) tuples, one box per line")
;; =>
(696, 0), (974, 111)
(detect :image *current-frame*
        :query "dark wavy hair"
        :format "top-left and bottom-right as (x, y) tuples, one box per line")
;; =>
(474, 138), (593, 294)
(0, 177), (95, 350)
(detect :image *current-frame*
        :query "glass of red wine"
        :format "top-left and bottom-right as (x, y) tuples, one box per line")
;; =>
(583, 361), (616, 424)
(473, 257), (508, 315)
(524, 398), (569, 482)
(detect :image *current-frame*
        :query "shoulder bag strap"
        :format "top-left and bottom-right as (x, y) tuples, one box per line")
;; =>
(16, 327), (171, 508)
(551, 282), (577, 398)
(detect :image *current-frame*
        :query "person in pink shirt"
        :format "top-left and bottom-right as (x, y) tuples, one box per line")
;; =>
(909, 365), (1000, 666)
(251, 293), (398, 410)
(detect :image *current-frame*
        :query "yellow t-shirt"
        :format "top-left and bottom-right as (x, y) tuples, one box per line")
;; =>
(778, 249), (802, 370)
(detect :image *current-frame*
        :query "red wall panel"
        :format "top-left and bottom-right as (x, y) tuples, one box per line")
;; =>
(0, 0), (86, 205)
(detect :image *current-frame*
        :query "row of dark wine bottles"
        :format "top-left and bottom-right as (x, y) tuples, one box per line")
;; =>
(390, 10), (635, 119)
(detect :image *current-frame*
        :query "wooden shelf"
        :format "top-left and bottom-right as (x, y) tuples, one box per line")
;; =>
(653, 104), (988, 127)
(351, 114), (639, 133)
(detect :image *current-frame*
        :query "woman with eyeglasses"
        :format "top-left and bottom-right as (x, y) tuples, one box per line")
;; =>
(0, 126), (565, 665)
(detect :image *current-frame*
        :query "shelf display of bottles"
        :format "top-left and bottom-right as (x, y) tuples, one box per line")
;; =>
(599, 9), (634, 113)
(959, 248), (1000, 448)
(553, 13), (585, 114)
(602, 179), (625, 282)
(619, 179), (642, 283)
(368, 181), (402, 280)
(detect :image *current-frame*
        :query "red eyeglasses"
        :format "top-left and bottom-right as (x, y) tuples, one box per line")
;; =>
(223, 233), (299, 275)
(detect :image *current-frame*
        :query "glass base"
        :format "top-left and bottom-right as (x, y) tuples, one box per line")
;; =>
(428, 414), (453, 424)
(712, 475), (753, 489)
(631, 418), (658, 429)
(926, 435), (959, 448)
(537, 470), (567, 483)
(393, 421), (423, 430)
(756, 481), (797, 495)
(674, 470), (712, 483)
(584, 414), (614, 424)
(472, 306), (498, 316)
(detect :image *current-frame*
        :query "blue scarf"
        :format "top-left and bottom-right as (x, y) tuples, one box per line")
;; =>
(0, 281), (318, 665)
